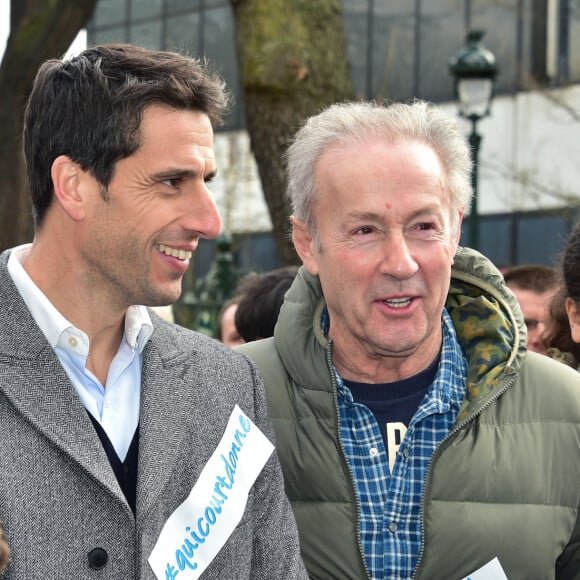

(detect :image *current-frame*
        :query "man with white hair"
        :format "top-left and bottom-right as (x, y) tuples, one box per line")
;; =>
(239, 100), (580, 579)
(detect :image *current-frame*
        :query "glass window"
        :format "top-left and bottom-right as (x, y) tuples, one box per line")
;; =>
(371, 1), (416, 102)
(201, 0), (230, 7)
(130, 19), (163, 49)
(470, 216), (512, 268)
(130, 0), (164, 21)
(517, 215), (570, 264)
(165, 12), (202, 54)
(419, 0), (464, 102)
(92, 26), (128, 45)
(516, 0), (533, 90)
(93, 0), (127, 28)
(88, 0), (575, 119)
(469, 0), (519, 94)
(342, 0), (370, 99)
(569, 0), (580, 81)
(166, 0), (201, 14)
(343, 0), (418, 102)
(203, 6), (236, 79)
(236, 233), (281, 273)
(203, 6), (244, 130)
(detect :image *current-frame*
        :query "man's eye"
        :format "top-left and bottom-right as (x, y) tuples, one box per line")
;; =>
(416, 223), (434, 231)
(161, 177), (181, 189)
(354, 226), (374, 235)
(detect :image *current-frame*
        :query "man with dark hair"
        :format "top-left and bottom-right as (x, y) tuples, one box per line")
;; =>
(216, 297), (245, 347)
(234, 266), (299, 342)
(0, 44), (306, 579)
(544, 226), (580, 369)
(504, 264), (559, 354)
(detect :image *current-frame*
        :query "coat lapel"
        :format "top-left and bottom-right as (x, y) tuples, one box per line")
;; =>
(136, 338), (209, 518)
(1, 355), (124, 501)
(0, 253), (129, 509)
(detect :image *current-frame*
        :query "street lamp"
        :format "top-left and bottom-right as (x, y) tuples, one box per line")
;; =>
(449, 29), (498, 249)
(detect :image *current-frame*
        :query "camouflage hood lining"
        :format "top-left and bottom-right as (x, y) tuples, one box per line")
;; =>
(446, 278), (516, 420)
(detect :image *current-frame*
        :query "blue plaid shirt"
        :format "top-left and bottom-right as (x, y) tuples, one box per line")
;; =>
(333, 309), (467, 579)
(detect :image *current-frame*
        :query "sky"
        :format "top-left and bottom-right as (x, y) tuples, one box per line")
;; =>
(0, 2), (87, 62)
(1, 1), (8, 60)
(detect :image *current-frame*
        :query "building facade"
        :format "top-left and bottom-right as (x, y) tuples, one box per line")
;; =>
(87, 0), (580, 272)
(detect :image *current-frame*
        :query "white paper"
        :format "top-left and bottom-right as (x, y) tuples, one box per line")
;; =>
(148, 405), (274, 580)
(462, 557), (508, 580)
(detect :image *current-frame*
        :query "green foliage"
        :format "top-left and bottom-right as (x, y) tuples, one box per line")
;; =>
(174, 232), (241, 335)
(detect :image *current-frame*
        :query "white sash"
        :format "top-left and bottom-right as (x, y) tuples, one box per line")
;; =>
(148, 405), (274, 579)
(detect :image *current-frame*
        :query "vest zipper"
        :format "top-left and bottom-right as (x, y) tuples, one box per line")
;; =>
(325, 342), (373, 580)
(411, 368), (518, 579)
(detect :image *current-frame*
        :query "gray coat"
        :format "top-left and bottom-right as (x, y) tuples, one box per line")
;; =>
(0, 250), (307, 579)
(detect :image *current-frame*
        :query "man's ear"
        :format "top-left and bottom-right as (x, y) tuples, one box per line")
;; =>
(50, 155), (88, 221)
(565, 297), (580, 344)
(291, 216), (319, 276)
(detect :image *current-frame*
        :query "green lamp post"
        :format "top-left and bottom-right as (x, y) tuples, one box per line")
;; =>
(449, 29), (499, 250)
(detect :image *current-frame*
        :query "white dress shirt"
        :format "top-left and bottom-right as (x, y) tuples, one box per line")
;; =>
(8, 244), (153, 460)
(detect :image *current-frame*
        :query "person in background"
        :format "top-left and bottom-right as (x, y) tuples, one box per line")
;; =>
(0, 43), (306, 579)
(544, 224), (580, 370)
(503, 264), (559, 355)
(216, 297), (245, 347)
(234, 266), (299, 342)
(0, 525), (8, 575)
(217, 266), (298, 346)
(238, 100), (580, 579)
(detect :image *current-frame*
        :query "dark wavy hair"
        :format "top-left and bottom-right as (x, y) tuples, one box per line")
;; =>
(544, 224), (580, 368)
(234, 266), (299, 342)
(24, 43), (230, 228)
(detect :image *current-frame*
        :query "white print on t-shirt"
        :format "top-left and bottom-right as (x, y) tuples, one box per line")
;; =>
(386, 422), (408, 471)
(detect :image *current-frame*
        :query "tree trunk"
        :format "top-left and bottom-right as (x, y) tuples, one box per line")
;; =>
(230, 0), (354, 265)
(0, 0), (98, 251)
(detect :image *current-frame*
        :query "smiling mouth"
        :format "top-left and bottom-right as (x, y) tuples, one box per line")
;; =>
(382, 297), (412, 308)
(156, 244), (193, 261)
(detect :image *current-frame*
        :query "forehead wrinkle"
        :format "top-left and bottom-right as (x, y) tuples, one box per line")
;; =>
(343, 202), (445, 223)
(408, 203), (446, 219)
(344, 210), (385, 222)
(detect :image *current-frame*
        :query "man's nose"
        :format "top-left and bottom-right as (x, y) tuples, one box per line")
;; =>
(183, 183), (222, 240)
(379, 233), (418, 279)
